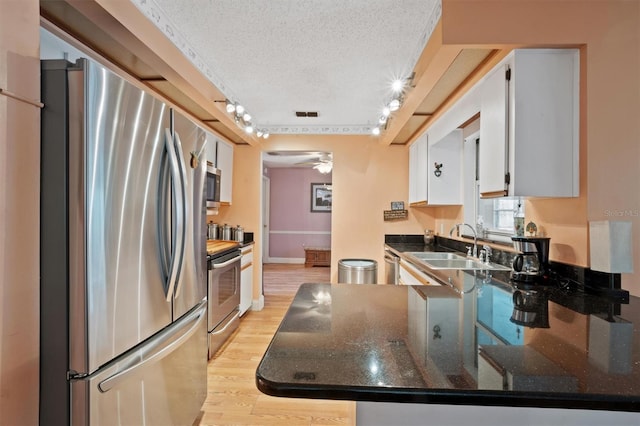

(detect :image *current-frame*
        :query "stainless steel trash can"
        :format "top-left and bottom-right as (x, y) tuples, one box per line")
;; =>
(338, 259), (378, 284)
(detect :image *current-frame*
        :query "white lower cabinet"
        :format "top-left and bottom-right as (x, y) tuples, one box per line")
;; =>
(240, 245), (253, 316)
(407, 285), (461, 377)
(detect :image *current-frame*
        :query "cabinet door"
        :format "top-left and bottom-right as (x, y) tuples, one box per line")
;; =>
(204, 131), (217, 166)
(216, 138), (234, 204)
(240, 248), (253, 315)
(479, 63), (509, 197)
(408, 133), (428, 204)
(510, 49), (580, 197)
(428, 129), (463, 205)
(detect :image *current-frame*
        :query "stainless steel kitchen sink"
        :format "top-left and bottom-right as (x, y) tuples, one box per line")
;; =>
(421, 258), (511, 271)
(405, 252), (466, 261)
(404, 252), (510, 271)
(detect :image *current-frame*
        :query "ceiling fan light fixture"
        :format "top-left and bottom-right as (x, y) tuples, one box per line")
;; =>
(314, 161), (333, 174)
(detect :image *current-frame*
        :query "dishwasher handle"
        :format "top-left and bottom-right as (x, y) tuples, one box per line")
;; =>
(384, 250), (400, 284)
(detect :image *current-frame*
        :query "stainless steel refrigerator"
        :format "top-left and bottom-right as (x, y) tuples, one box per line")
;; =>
(40, 58), (208, 425)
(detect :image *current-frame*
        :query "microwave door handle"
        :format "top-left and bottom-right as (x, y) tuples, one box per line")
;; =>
(172, 131), (189, 299)
(163, 128), (182, 301)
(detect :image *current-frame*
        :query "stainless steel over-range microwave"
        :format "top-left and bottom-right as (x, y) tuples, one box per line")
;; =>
(206, 162), (221, 209)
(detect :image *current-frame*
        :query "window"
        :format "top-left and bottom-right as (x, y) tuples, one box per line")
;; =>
(477, 195), (523, 235)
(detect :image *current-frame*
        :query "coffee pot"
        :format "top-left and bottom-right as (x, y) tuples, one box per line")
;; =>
(510, 288), (550, 328)
(511, 236), (550, 283)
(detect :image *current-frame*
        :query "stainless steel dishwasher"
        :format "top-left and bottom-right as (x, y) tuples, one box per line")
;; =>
(384, 248), (400, 284)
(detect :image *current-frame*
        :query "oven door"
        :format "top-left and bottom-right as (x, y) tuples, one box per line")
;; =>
(207, 250), (241, 357)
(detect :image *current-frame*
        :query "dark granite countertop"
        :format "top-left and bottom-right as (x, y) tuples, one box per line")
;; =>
(256, 277), (640, 411)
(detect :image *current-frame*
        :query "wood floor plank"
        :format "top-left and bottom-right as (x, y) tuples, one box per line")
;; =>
(196, 264), (355, 426)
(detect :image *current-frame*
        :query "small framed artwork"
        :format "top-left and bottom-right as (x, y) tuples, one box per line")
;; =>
(391, 201), (405, 211)
(311, 183), (332, 212)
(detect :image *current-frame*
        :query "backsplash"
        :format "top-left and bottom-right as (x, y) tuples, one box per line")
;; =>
(386, 234), (627, 302)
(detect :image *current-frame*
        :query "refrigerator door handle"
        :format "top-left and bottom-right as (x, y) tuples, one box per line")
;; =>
(158, 128), (171, 294)
(97, 300), (207, 393)
(172, 131), (189, 299)
(163, 128), (184, 301)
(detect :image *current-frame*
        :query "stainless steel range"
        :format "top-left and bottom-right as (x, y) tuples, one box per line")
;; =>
(207, 248), (241, 358)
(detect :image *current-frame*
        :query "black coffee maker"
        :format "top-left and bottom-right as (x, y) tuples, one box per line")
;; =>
(511, 236), (551, 283)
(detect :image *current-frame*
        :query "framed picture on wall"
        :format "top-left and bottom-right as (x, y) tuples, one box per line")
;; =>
(311, 183), (332, 212)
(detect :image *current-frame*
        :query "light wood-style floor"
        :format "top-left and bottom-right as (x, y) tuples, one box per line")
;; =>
(196, 264), (356, 426)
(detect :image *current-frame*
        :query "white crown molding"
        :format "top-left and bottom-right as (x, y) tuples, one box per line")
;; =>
(262, 125), (375, 135)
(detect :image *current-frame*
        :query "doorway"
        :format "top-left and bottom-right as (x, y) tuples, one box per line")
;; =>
(261, 151), (333, 270)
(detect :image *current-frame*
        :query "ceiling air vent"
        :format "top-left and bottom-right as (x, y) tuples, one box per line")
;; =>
(295, 111), (319, 117)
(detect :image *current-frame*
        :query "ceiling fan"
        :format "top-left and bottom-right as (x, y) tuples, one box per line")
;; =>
(265, 151), (333, 173)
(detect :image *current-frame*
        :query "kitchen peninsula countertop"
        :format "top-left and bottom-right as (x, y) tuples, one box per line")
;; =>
(256, 278), (640, 412)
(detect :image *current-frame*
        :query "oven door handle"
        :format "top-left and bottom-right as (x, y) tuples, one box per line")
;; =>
(212, 255), (241, 269)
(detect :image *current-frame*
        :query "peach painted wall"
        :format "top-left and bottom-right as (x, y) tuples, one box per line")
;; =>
(266, 168), (332, 260)
(441, 0), (640, 295)
(219, 136), (435, 285)
(0, 0), (41, 423)
(213, 145), (264, 304)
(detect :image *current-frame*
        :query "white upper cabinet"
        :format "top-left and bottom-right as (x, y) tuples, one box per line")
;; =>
(409, 132), (429, 205)
(215, 138), (234, 204)
(479, 49), (580, 198)
(428, 129), (463, 205)
(205, 131), (234, 204)
(204, 131), (217, 166)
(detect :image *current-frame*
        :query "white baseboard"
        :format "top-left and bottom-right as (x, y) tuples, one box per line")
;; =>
(251, 294), (265, 311)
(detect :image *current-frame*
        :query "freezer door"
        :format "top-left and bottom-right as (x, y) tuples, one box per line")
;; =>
(171, 111), (207, 320)
(72, 60), (173, 374)
(71, 301), (208, 425)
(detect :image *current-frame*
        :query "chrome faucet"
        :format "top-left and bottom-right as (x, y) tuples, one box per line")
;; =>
(482, 245), (492, 264)
(449, 223), (478, 258)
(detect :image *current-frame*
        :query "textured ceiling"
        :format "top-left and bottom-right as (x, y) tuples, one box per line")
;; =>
(132, 0), (441, 135)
